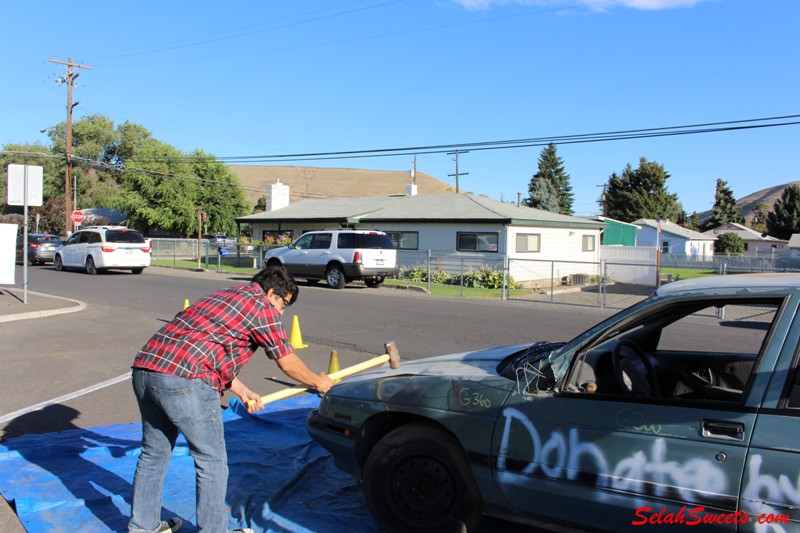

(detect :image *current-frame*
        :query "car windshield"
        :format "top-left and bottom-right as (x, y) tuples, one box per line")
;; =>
(105, 230), (145, 244)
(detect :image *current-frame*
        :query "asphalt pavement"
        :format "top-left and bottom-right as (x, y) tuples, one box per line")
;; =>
(0, 286), (82, 532)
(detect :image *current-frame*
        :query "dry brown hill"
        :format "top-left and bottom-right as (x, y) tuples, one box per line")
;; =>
(698, 181), (800, 223)
(230, 165), (456, 207)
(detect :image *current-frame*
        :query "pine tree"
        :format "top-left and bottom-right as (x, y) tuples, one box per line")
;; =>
(603, 158), (679, 223)
(525, 176), (559, 212)
(525, 143), (573, 215)
(706, 178), (743, 230)
(767, 185), (800, 239)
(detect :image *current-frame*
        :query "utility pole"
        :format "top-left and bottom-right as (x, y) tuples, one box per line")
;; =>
(447, 149), (469, 193)
(50, 57), (93, 235)
(596, 183), (608, 217)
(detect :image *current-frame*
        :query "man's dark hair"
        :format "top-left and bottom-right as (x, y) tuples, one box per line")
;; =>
(252, 265), (299, 305)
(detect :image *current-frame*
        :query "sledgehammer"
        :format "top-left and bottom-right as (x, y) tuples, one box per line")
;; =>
(248, 342), (401, 408)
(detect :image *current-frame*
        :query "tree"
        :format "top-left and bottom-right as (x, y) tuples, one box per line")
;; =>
(603, 158), (679, 223)
(716, 232), (745, 255)
(524, 175), (559, 212)
(684, 211), (702, 231)
(112, 139), (200, 235)
(750, 203), (769, 234)
(767, 185), (800, 240)
(705, 178), (743, 230)
(525, 144), (573, 215)
(189, 150), (249, 237)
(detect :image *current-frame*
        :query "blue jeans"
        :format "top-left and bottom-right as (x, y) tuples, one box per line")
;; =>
(129, 369), (228, 533)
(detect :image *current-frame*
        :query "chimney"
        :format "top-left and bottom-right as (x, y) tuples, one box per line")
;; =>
(405, 183), (418, 196)
(266, 179), (290, 211)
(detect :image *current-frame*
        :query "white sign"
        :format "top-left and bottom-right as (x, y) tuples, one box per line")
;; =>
(7, 164), (43, 206)
(0, 223), (17, 284)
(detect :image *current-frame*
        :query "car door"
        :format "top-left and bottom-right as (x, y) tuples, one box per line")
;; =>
(61, 232), (83, 267)
(280, 233), (315, 276)
(491, 295), (784, 531)
(304, 232), (332, 278)
(738, 292), (800, 532)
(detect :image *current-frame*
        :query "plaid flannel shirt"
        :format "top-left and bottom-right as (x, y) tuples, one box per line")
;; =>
(132, 282), (293, 394)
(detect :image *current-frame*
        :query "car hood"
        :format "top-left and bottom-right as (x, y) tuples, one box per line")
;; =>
(321, 343), (538, 420)
(359, 343), (529, 380)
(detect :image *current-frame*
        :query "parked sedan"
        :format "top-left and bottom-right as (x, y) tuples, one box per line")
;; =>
(16, 233), (62, 265)
(308, 274), (800, 532)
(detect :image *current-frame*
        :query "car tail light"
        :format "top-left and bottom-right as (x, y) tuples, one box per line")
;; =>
(101, 246), (116, 252)
(141, 246), (151, 253)
(30, 243), (39, 248)
(353, 251), (362, 263)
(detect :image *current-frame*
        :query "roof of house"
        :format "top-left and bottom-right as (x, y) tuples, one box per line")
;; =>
(238, 193), (606, 229)
(633, 219), (714, 241)
(701, 222), (786, 243)
(788, 234), (800, 248)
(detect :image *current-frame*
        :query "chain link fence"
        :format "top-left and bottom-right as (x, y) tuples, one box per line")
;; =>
(152, 240), (800, 307)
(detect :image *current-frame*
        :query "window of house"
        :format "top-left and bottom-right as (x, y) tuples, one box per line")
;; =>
(262, 230), (293, 245)
(661, 241), (669, 254)
(386, 231), (419, 250)
(458, 232), (498, 252)
(582, 235), (596, 252)
(516, 233), (540, 253)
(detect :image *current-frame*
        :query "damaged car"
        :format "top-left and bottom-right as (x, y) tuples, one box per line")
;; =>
(307, 274), (800, 532)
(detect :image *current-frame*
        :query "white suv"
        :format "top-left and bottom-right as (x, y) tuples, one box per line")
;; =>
(264, 229), (398, 289)
(54, 226), (151, 275)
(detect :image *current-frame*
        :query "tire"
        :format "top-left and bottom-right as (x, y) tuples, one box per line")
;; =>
(326, 264), (346, 289)
(54, 255), (64, 272)
(364, 276), (385, 288)
(363, 424), (483, 533)
(85, 256), (98, 275)
(131, 268), (144, 275)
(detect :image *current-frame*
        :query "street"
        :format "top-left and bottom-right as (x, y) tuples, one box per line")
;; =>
(1, 264), (616, 438)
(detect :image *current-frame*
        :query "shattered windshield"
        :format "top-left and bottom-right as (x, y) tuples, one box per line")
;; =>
(497, 341), (567, 393)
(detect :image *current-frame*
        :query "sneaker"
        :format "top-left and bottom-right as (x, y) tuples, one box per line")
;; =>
(158, 517), (183, 533)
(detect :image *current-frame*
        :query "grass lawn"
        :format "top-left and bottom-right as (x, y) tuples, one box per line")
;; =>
(660, 267), (719, 281)
(151, 259), (529, 299)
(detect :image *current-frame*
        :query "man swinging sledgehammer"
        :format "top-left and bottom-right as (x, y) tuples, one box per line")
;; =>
(128, 266), (332, 533)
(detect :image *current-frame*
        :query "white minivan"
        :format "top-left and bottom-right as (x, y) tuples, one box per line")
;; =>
(54, 226), (151, 275)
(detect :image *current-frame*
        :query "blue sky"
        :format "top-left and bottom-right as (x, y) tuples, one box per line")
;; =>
(2, 0), (798, 216)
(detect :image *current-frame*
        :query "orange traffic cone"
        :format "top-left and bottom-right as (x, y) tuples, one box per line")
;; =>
(183, 298), (190, 310)
(328, 350), (341, 384)
(290, 315), (308, 349)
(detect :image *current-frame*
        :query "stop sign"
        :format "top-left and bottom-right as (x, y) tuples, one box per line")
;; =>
(71, 210), (85, 224)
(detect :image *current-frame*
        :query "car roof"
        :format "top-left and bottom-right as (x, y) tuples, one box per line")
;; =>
(655, 273), (800, 296)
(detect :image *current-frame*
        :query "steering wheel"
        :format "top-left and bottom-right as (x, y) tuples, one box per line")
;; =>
(676, 365), (741, 401)
(612, 339), (661, 397)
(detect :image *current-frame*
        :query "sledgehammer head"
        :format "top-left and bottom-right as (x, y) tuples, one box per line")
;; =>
(384, 341), (401, 369)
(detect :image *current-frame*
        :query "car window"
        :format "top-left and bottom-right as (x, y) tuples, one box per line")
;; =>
(293, 234), (314, 250)
(311, 233), (332, 250)
(64, 233), (80, 245)
(78, 232), (93, 244)
(88, 232), (103, 244)
(566, 296), (783, 403)
(32, 235), (62, 245)
(337, 233), (357, 249)
(105, 230), (145, 244)
(359, 233), (395, 249)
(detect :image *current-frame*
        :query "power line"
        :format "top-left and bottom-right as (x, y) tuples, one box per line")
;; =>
(128, 113), (800, 165)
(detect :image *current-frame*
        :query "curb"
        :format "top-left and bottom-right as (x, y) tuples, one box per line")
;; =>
(0, 289), (86, 323)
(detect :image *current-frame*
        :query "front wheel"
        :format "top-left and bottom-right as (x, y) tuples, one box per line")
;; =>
(326, 264), (346, 289)
(363, 424), (483, 533)
(54, 255), (64, 272)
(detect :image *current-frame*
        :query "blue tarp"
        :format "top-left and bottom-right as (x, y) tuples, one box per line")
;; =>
(0, 396), (381, 533)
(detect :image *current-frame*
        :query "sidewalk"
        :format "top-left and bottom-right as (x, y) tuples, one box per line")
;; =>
(0, 287), (85, 323)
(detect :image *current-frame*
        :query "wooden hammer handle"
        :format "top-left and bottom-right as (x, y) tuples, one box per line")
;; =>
(255, 353), (392, 406)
